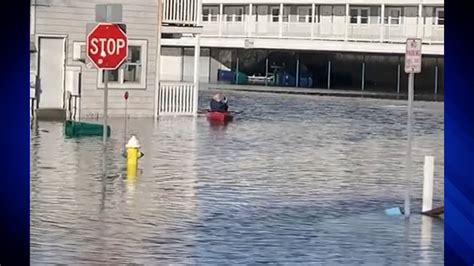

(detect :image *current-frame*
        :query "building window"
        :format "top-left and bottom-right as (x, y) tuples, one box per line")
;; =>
(97, 40), (148, 89)
(350, 9), (358, 24)
(271, 7), (280, 22)
(385, 8), (402, 25)
(224, 6), (244, 22)
(435, 8), (444, 25)
(297, 6), (312, 23)
(360, 9), (369, 24)
(350, 7), (369, 24)
(202, 8), (210, 22)
(203, 6), (218, 22)
(235, 7), (243, 22)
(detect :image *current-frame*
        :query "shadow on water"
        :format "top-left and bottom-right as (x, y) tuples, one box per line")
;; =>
(31, 91), (444, 264)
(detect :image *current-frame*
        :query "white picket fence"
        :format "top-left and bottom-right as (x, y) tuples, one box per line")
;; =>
(159, 82), (196, 116)
(163, 0), (198, 26)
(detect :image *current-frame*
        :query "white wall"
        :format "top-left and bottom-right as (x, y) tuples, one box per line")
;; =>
(320, 5), (333, 36)
(182, 48), (211, 83)
(161, 47), (183, 81)
(423, 6), (434, 38)
(333, 5), (346, 37)
(404, 6), (418, 37)
(162, 36), (444, 55)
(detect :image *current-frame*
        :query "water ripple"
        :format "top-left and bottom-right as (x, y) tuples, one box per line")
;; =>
(31, 91), (444, 264)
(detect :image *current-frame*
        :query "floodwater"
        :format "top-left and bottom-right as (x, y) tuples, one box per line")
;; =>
(30, 90), (444, 264)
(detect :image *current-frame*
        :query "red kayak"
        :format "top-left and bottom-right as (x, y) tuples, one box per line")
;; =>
(207, 111), (233, 122)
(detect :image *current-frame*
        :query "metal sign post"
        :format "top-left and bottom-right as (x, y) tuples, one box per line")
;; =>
(87, 4), (126, 175)
(86, 22), (128, 148)
(404, 38), (422, 218)
(103, 71), (109, 146)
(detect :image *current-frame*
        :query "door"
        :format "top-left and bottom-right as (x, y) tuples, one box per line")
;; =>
(38, 37), (65, 109)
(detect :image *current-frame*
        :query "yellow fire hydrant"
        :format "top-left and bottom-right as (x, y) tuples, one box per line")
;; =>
(126, 135), (143, 179)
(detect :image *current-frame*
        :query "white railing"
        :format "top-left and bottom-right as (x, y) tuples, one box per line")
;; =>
(347, 24), (381, 41)
(159, 82), (196, 116)
(163, 0), (198, 25)
(422, 25), (444, 44)
(200, 15), (444, 44)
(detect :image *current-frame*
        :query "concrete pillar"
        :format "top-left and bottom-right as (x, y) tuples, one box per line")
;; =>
(296, 54), (300, 87)
(208, 48), (212, 84)
(265, 57), (269, 86)
(327, 59), (331, 89)
(397, 59), (401, 94)
(193, 35), (201, 116)
(434, 58), (439, 95)
(193, 0), (203, 115)
(361, 58), (366, 91)
(235, 49), (240, 84)
(154, 0), (163, 118)
(181, 47), (185, 81)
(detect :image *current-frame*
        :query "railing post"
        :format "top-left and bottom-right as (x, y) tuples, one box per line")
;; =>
(345, 4), (349, 41)
(311, 3), (316, 39)
(219, 4), (223, 36)
(248, 3), (253, 37)
(417, 4), (423, 39)
(380, 4), (385, 42)
(279, 3), (283, 38)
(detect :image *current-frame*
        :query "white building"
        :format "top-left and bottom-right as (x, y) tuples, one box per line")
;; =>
(30, 0), (444, 119)
(161, 0), (444, 94)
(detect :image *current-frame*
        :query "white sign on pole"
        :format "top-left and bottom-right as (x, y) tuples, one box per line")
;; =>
(405, 38), (422, 74)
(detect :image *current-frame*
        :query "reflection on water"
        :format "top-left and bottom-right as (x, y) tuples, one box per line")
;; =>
(30, 91), (444, 264)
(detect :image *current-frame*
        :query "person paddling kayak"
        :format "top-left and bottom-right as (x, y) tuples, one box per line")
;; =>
(210, 92), (229, 112)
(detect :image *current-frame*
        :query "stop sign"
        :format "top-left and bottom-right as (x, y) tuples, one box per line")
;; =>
(87, 23), (128, 70)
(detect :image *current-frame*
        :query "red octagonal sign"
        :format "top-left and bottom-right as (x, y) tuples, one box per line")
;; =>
(87, 23), (128, 70)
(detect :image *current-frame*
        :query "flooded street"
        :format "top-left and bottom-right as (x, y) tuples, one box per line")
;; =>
(30, 90), (444, 264)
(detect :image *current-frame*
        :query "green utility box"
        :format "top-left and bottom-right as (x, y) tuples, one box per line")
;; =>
(64, 120), (111, 138)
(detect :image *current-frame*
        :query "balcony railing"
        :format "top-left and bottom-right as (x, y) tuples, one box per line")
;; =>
(200, 14), (444, 44)
(163, 0), (198, 26)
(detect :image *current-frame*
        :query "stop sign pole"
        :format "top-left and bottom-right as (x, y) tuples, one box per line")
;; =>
(404, 38), (422, 218)
(86, 23), (128, 146)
